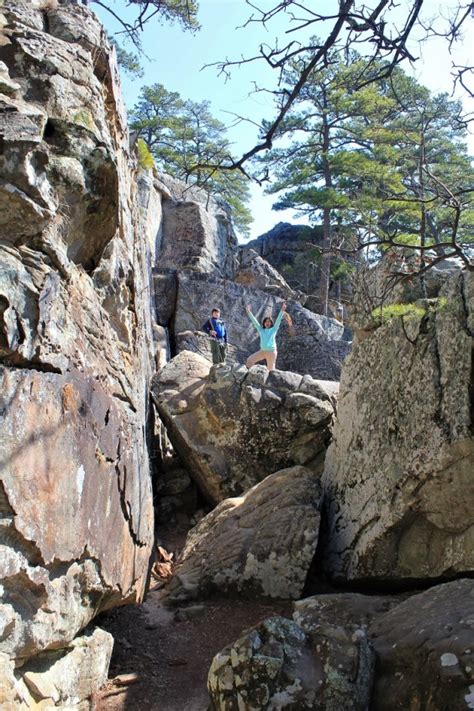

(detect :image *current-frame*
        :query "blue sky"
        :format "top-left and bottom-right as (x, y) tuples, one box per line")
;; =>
(94, 0), (473, 241)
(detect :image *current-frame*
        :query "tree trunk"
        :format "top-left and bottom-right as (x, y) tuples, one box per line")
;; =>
(318, 93), (332, 317)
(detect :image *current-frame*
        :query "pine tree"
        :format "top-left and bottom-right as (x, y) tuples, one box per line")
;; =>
(130, 84), (252, 237)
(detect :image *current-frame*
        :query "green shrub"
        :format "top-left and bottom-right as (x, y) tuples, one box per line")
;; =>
(136, 138), (155, 170)
(371, 302), (427, 323)
(73, 109), (95, 131)
(371, 297), (450, 325)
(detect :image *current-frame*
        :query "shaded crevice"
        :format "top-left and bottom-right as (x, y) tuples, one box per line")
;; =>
(115, 462), (147, 549)
(111, 391), (137, 413)
(1, 572), (48, 621)
(0, 358), (62, 374)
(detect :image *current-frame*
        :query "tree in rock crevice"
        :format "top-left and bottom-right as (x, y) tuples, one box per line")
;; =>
(130, 83), (253, 237)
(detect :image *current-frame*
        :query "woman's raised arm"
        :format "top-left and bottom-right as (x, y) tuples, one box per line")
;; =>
(246, 304), (261, 331)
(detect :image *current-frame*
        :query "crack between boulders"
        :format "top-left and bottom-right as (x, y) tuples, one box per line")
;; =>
(111, 390), (137, 413)
(114, 452), (147, 549)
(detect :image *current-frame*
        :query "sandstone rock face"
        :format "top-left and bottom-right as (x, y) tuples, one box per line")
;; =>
(167, 466), (322, 602)
(208, 615), (374, 711)
(323, 270), (474, 583)
(369, 579), (474, 711)
(0, 0), (154, 670)
(154, 173), (238, 278)
(151, 351), (336, 503)
(172, 270), (350, 380)
(234, 248), (298, 300)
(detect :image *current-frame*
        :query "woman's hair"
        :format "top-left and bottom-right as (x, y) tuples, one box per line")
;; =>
(262, 317), (274, 328)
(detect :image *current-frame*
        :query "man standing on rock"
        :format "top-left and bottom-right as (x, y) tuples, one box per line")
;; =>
(202, 308), (228, 365)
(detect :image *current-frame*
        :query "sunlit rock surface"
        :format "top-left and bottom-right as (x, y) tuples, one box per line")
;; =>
(167, 465), (322, 602)
(152, 350), (337, 503)
(323, 270), (474, 582)
(0, 0), (154, 670)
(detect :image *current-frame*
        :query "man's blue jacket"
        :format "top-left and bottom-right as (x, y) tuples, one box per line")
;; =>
(202, 317), (227, 343)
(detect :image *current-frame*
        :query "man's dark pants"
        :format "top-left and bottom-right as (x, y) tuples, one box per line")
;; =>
(210, 340), (226, 365)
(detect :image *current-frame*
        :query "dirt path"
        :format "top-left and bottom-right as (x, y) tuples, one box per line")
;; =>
(95, 526), (292, 710)
(95, 590), (291, 711)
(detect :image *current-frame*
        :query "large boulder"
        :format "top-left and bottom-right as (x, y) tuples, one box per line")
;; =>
(0, 0), (154, 677)
(151, 350), (336, 503)
(369, 579), (474, 711)
(167, 466), (322, 602)
(171, 269), (351, 380)
(208, 616), (374, 710)
(290, 579), (474, 710)
(323, 270), (474, 583)
(234, 247), (299, 301)
(154, 173), (238, 278)
(293, 593), (402, 633)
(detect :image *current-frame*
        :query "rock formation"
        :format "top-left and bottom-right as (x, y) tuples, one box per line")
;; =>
(151, 201), (351, 382)
(154, 173), (238, 278)
(208, 578), (474, 710)
(208, 615), (374, 710)
(240, 222), (355, 314)
(2, 2), (472, 710)
(322, 270), (474, 583)
(292, 579), (474, 711)
(234, 247), (299, 301)
(167, 465), (322, 602)
(0, 1), (155, 703)
(151, 350), (337, 503)
(165, 269), (351, 380)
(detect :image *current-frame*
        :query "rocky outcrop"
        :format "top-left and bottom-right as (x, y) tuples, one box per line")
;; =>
(208, 615), (374, 710)
(151, 351), (336, 503)
(323, 270), (474, 583)
(288, 579), (474, 710)
(206, 579), (474, 710)
(369, 579), (474, 711)
(154, 174), (238, 278)
(240, 222), (354, 311)
(169, 270), (351, 380)
(167, 466), (322, 602)
(0, 0), (154, 689)
(0, 628), (113, 710)
(241, 223), (323, 286)
(234, 247), (299, 301)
